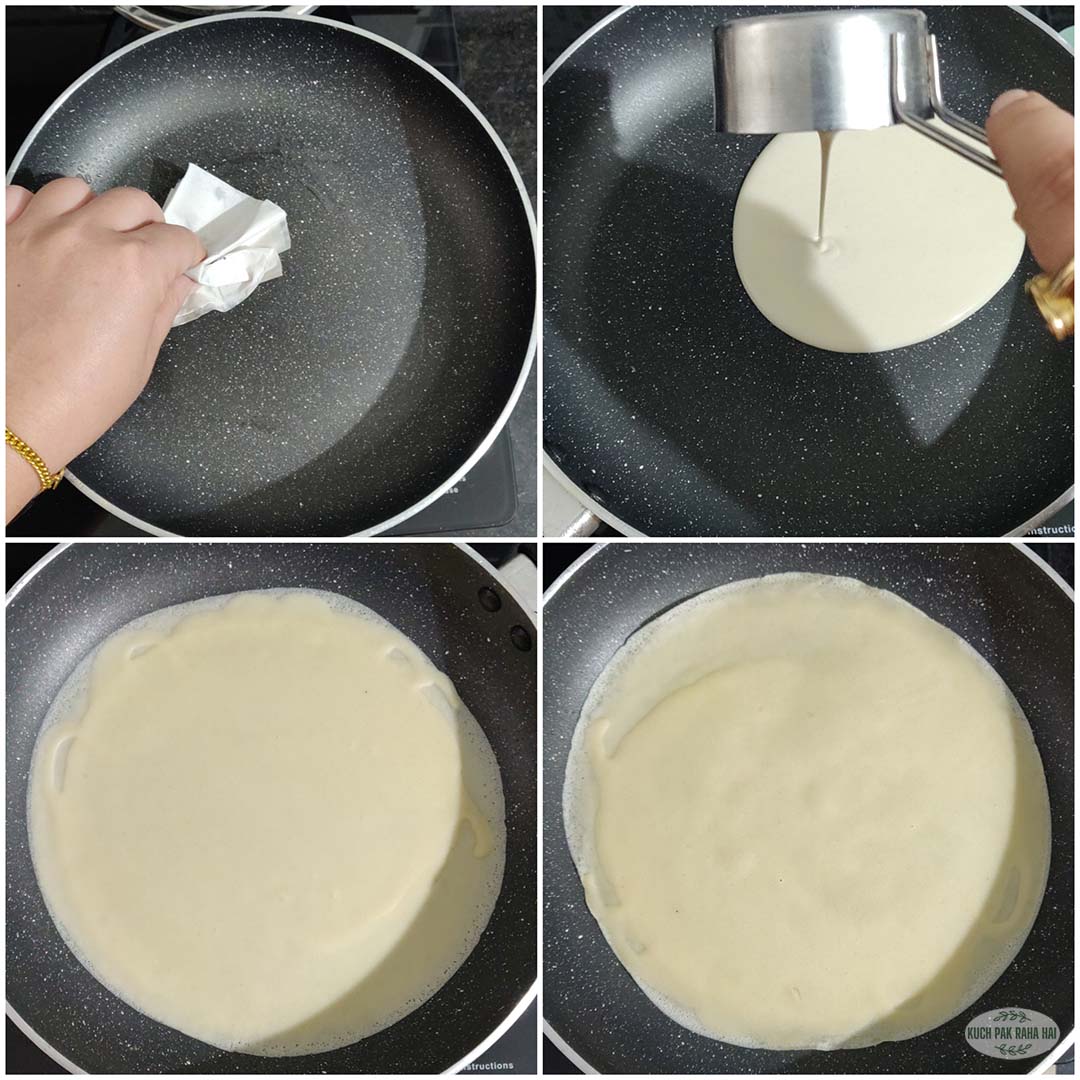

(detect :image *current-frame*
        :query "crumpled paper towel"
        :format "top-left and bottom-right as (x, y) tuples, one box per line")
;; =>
(162, 163), (291, 326)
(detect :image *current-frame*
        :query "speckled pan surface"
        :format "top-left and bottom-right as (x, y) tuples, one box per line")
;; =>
(10, 14), (536, 536)
(7, 543), (536, 1073)
(543, 542), (1073, 1073)
(543, 6), (1073, 537)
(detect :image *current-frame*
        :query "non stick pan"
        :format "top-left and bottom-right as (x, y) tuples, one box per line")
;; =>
(7, 542), (536, 1073)
(543, 541), (1073, 1073)
(543, 6), (1073, 536)
(9, 12), (536, 536)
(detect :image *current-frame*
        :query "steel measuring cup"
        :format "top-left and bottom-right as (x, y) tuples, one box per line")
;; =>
(712, 8), (1002, 176)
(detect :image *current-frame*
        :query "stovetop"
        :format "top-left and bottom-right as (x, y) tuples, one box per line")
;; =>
(6, 4), (537, 538)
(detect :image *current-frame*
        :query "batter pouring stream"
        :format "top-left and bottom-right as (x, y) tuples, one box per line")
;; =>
(816, 131), (835, 247)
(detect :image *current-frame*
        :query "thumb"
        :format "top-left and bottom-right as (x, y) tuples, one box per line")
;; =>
(7, 185), (33, 225)
(986, 90), (1074, 274)
(144, 274), (197, 373)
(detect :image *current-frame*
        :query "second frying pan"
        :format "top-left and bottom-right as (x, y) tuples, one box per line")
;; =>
(543, 542), (1073, 1073)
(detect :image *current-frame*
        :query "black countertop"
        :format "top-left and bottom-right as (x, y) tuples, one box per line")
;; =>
(454, 4), (537, 538)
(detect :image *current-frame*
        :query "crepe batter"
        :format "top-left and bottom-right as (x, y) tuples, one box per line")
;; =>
(733, 124), (1025, 352)
(564, 574), (1050, 1050)
(29, 589), (505, 1056)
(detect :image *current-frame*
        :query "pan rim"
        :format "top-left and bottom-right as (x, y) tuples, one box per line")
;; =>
(8, 10), (538, 539)
(542, 452), (1077, 540)
(542, 4), (1075, 83)
(3, 990), (541, 1077)
(541, 537), (1073, 1074)
(5, 541), (540, 630)
(540, 1016), (1077, 1077)
(541, 538), (1076, 607)
(5, 540), (538, 1073)
(541, 4), (1074, 539)
(543, 1018), (598, 1075)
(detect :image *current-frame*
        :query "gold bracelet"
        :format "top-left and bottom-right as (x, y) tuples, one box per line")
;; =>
(1026, 257), (1074, 341)
(6, 428), (64, 491)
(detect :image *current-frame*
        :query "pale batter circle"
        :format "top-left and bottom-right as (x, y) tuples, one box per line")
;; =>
(732, 125), (1025, 353)
(29, 589), (505, 1056)
(564, 573), (1050, 1050)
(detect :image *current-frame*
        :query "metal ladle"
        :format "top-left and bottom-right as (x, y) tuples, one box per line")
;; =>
(712, 8), (1002, 176)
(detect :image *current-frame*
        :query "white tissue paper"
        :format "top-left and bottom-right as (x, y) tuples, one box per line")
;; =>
(162, 163), (291, 326)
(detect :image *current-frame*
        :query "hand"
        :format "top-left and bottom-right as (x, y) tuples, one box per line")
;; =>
(986, 90), (1074, 275)
(6, 178), (204, 522)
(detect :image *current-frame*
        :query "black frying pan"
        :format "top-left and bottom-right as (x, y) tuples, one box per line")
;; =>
(543, 6), (1073, 536)
(543, 542), (1073, 1073)
(6, 542), (536, 1073)
(9, 12), (536, 537)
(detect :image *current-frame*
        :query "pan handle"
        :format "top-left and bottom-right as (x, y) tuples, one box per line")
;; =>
(561, 509), (603, 538)
(498, 553), (538, 617)
(114, 6), (317, 33)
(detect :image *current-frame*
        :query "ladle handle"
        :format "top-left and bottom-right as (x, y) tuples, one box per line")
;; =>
(891, 34), (1003, 178)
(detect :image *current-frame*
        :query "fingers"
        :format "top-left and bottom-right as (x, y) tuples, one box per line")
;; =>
(145, 275), (197, 368)
(12, 184), (202, 279)
(16, 180), (167, 232)
(134, 222), (206, 278)
(18, 176), (95, 220)
(82, 186), (164, 231)
(6, 185), (33, 224)
(987, 90), (1075, 274)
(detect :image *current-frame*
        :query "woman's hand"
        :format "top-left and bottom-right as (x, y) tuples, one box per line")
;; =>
(6, 178), (204, 521)
(986, 90), (1074, 275)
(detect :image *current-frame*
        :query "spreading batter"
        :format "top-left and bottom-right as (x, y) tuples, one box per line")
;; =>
(29, 590), (505, 1056)
(565, 574), (1050, 1050)
(733, 124), (1025, 352)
